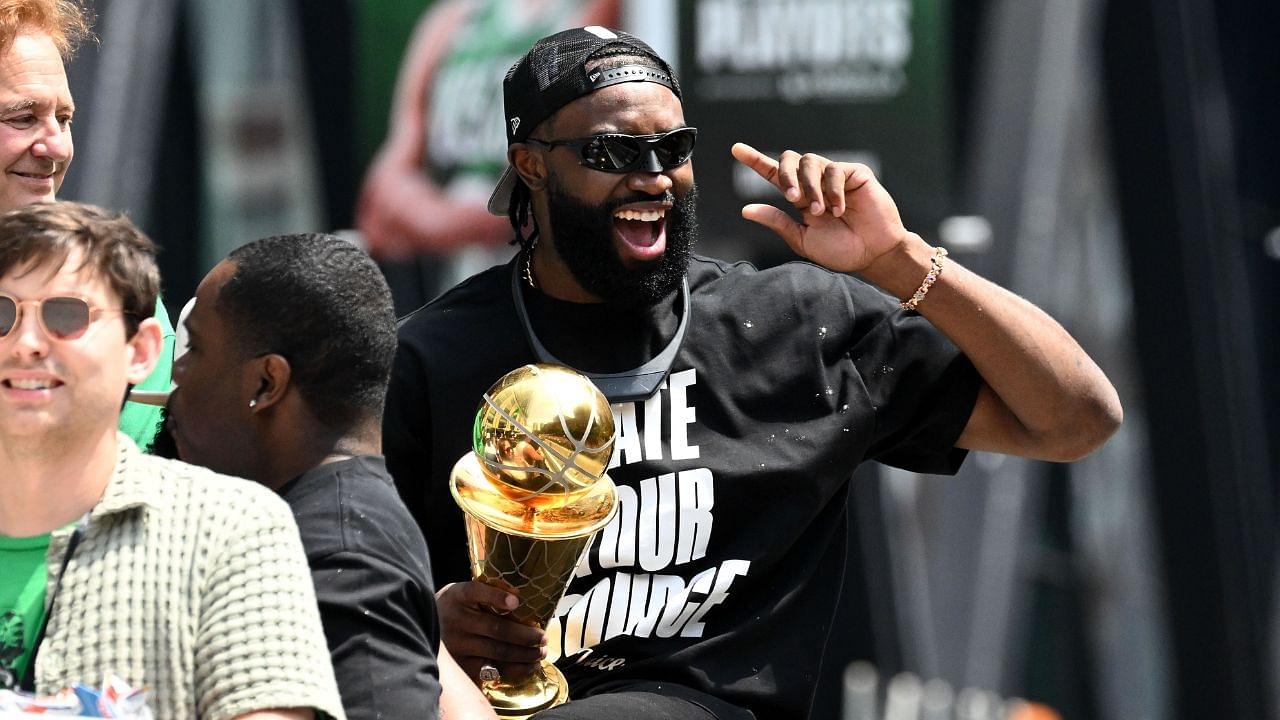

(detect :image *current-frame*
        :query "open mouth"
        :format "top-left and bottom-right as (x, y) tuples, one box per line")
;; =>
(4, 378), (57, 390)
(612, 206), (668, 260)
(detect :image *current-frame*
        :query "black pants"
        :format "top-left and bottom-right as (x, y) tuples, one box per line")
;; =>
(532, 681), (756, 720)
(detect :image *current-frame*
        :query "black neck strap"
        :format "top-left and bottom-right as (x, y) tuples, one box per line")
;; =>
(511, 259), (690, 403)
(18, 512), (90, 692)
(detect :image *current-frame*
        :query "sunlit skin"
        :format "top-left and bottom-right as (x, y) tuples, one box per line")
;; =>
(0, 254), (153, 444)
(168, 261), (264, 482)
(511, 81), (694, 303)
(0, 33), (73, 212)
(0, 250), (161, 536)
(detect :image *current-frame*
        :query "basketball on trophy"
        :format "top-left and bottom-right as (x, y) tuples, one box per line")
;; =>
(472, 363), (615, 504)
(449, 364), (620, 717)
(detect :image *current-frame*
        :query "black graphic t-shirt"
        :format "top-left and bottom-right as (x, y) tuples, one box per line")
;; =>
(385, 255), (980, 718)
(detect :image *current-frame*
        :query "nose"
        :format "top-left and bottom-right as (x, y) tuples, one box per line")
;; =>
(31, 118), (72, 163)
(626, 167), (673, 196)
(5, 305), (50, 359)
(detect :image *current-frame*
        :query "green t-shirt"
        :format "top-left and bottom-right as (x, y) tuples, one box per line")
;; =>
(119, 297), (175, 451)
(0, 532), (50, 689)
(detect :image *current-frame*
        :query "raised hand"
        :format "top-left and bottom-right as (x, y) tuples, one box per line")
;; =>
(731, 143), (911, 274)
(436, 581), (547, 683)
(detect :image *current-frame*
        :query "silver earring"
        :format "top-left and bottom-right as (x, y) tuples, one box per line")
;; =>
(248, 399), (257, 408)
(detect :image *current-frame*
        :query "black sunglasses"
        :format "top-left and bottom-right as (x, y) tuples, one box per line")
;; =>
(526, 127), (698, 173)
(0, 293), (129, 340)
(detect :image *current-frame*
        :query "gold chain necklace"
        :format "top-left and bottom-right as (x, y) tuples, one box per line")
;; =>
(523, 246), (537, 289)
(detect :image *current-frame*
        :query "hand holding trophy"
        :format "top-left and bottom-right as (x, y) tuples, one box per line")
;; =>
(449, 364), (619, 718)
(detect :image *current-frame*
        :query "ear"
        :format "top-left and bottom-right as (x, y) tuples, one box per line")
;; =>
(247, 353), (292, 413)
(510, 143), (548, 192)
(124, 317), (164, 385)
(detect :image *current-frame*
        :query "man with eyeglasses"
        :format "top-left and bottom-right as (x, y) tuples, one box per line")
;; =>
(0, 0), (175, 451)
(384, 27), (1122, 719)
(0, 202), (345, 718)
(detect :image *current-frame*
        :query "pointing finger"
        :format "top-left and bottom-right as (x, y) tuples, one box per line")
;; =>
(730, 142), (779, 188)
(731, 142), (803, 202)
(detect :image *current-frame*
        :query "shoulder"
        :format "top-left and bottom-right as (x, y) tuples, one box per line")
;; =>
(688, 254), (895, 325)
(388, 260), (530, 405)
(690, 252), (876, 291)
(132, 454), (298, 533)
(396, 261), (515, 339)
(292, 459), (434, 579)
(160, 456), (285, 503)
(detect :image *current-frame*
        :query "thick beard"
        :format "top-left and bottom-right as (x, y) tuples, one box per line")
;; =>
(544, 178), (698, 308)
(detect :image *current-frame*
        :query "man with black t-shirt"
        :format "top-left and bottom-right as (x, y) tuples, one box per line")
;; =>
(168, 235), (495, 720)
(383, 27), (1122, 719)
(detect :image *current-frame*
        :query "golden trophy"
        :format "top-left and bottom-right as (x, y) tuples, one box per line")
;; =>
(450, 364), (618, 718)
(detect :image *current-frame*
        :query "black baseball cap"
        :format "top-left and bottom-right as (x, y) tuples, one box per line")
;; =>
(486, 26), (682, 215)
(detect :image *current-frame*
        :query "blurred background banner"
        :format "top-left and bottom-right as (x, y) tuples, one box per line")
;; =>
(55, 1), (1278, 718)
(676, 0), (953, 264)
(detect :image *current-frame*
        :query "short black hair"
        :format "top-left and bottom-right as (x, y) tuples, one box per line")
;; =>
(220, 234), (396, 430)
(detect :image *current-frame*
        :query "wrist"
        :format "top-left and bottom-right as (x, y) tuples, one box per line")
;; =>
(858, 232), (937, 299)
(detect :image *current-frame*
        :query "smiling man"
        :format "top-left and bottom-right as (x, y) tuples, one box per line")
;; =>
(0, 19), (74, 209)
(0, 0), (174, 450)
(0, 202), (344, 719)
(383, 27), (1122, 719)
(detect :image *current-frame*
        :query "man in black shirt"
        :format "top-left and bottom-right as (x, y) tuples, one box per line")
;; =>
(384, 28), (1123, 719)
(167, 234), (495, 720)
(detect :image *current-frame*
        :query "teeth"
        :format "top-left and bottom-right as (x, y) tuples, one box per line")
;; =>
(614, 208), (665, 222)
(9, 378), (53, 390)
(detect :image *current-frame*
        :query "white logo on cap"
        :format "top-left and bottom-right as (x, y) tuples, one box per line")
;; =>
(584, 26), (617, 39)
(510, 117), (521, 134)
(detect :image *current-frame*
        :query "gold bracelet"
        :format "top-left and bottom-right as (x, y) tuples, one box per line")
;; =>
(898, 246), (949, 311)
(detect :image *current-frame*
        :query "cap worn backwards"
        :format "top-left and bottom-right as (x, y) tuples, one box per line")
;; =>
(487, 26), (681, 215)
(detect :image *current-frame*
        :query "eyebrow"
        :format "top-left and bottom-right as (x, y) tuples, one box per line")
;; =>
(1, 98), (75, 114)
(1, 99), (35, 113)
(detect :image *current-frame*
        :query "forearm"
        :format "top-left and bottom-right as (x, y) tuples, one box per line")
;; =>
(861, 233), (1122, 460)
(438, 643), (497, 719)
(729, 145), (1121, 459)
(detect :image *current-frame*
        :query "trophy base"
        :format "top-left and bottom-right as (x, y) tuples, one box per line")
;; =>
(481, 660), (570, 719)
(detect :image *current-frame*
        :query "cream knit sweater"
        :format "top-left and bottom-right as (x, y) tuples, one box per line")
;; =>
(34, 436), (346, 720)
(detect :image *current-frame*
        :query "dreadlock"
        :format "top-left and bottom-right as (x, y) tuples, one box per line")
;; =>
(507, 176), (538, 251)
